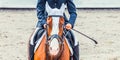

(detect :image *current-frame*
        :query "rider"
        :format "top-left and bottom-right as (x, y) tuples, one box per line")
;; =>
(29, 0), (79, 60)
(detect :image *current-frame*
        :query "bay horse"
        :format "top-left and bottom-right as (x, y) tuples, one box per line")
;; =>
(34, 16), (70, 60)
(33, 2), (72, 60)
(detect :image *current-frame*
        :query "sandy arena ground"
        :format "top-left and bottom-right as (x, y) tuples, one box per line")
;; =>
(0, 9), (120, 60)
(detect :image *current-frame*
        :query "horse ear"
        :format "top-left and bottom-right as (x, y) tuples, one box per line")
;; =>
(47, 16), (52, 24)
(59, 17), (64, 24)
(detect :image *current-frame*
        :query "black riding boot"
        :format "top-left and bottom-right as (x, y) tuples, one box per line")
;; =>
(65, 30), (79, 60)
(28, 28), (44, 60)
(73, 43), (79, 60)
(28, 44), (34, 60)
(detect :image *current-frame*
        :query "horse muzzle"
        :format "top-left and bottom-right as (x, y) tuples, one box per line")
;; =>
(46, 34), (64, 59)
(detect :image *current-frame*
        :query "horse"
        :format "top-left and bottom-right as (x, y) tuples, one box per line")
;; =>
(33, 15), (72, 60)
(28, 2), (73, 60)
(33, 16), (71, 60)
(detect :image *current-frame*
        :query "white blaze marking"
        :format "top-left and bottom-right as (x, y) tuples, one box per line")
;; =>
(49, 38), (59, 55)
(51, 17), (59, 35)
(50, 17), (60, 55)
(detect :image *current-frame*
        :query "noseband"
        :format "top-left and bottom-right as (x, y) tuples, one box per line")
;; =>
(46, 34), (64, 60)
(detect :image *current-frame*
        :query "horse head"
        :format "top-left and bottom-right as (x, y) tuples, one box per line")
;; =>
(45, 2), (66, 60)
(46, 17), (65, 60)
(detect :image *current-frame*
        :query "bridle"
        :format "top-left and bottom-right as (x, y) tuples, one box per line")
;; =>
(46, 34), (64, 60)
(45, 16), (65, 60)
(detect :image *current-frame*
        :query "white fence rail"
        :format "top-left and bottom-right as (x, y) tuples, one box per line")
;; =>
(0, 0), (120, 8)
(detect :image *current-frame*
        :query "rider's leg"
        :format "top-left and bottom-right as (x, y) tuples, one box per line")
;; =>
(28, 43), (34, 60)
(65, 30), (79, 60)
(73, 43), (79, 60)
(28, 27), (44, 60)
(28, 28), (40, 60)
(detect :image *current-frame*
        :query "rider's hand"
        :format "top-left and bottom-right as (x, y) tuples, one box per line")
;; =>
(65, 23), (72, 30)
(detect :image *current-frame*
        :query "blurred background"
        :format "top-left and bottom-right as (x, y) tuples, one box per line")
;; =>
(0, 0), (120, 8)
(0, 0), (120, 60)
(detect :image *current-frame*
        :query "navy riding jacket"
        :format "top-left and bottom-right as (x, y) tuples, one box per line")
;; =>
(36, 0), (77, 28)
